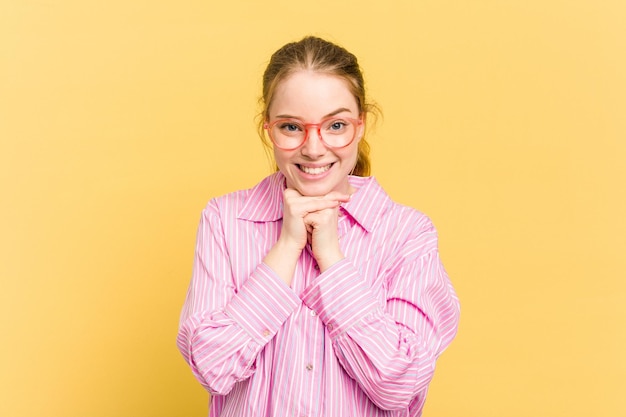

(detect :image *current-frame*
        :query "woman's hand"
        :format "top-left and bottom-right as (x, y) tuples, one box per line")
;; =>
(281, 189), (349, 250)
(303, 203), (345, 272)
(263, 188), (349, 286)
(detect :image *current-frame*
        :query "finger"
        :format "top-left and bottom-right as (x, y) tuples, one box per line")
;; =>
(304, 209), (338, 230)
(297, 198), (341, 214)
(285, 188), (350, 203)
(284, 188), (303, 199)
(284, 195), (339, 212)
(322, 191), (351, 203)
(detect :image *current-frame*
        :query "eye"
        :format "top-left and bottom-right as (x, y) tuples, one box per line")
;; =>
(326, 119), (348, 132)
(278, 122), (303, 133)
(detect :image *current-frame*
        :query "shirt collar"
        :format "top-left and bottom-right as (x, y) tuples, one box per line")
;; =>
(237, 172), (392, 232)
(237, 172), (286, 222)
(340, 175), (391, 233)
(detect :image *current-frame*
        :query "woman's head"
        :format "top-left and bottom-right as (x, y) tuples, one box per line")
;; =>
(259, 36), (377, 178)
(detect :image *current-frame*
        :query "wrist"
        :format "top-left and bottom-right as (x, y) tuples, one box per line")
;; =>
(263, 238), (303, 287)
(316, 249), (345, 272)
(275, 235), (305, 258)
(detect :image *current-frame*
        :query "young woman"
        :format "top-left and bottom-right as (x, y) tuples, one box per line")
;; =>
(177, 36), (460, 417)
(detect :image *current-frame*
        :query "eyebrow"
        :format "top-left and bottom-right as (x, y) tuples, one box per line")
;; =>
(275, 107), (354, 120)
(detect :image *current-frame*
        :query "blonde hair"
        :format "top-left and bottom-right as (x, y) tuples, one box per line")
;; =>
(258, 36), (379, 176)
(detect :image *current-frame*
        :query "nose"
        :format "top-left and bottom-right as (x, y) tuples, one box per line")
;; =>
(300, 126), (327, 158)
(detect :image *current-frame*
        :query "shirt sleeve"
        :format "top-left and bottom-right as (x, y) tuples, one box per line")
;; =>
(176, 200), (301, 395)
(299, 217), (460, 411)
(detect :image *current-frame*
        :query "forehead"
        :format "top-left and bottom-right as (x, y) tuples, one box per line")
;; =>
(269, 71), (359, 118)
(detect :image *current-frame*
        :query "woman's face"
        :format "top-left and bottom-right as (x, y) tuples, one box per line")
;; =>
(268, 71), (363, 197)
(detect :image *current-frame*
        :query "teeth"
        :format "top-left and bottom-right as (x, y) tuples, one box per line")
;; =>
(300, 164), (332, 175)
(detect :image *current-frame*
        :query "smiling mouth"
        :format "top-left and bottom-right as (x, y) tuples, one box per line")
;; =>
(297, 164), (333, 175)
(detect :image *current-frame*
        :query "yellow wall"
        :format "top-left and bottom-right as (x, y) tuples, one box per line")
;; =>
(1, 1), (624, 416)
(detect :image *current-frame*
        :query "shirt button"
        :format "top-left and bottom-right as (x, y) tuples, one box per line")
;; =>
(327, 323), (334, 331)
(310, 310), (316, 316)
(262, 329), (271, 337)
(306, 363), (313, 371)
(314, 264), (320, 271)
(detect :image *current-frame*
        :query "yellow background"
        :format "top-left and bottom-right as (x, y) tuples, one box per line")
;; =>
(1, 0), (624, 416)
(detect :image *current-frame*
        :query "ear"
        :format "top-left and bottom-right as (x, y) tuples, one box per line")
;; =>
(357, 113), (366, 140)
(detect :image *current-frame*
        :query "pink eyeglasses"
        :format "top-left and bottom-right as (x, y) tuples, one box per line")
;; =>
(264, 116), (362, 150)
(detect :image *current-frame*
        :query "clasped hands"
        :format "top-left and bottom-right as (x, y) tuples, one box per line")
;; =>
(263, 188), (350, 287)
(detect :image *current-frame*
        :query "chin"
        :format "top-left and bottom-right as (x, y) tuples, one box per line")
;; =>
(295, 180), (347, 197)
(282, 165), (351, 196)
(297, 186), (332, 197)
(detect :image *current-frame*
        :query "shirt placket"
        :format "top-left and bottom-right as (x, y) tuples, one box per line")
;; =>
(294, 251), (324, 417)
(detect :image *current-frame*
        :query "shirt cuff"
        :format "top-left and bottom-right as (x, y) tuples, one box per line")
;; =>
(224, 263), (301, 344)
(300, 258), (380, 338)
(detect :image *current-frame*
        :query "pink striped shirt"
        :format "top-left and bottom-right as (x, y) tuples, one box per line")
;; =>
(177, 172), (460, 417)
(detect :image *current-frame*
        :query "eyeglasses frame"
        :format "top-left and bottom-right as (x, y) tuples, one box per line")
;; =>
(263, 116), (363, 151)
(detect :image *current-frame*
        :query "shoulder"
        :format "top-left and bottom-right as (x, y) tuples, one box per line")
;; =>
(360, 177), (439, 255)
(201, 172), (284, 222)
(384, 202), (438, 250)
(388, 200), (435, 234)
(353, 176), (435, 233)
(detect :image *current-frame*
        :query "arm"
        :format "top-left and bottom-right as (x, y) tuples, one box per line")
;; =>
(176, 200), (301, 395)
(264, 188), (350, 286)
(300, 218), (460, 410)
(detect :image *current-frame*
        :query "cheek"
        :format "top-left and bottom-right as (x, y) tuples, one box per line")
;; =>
(340, 143), (360, 166)
(273, 148), (293, 170)
(272, 148), (285, 163)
